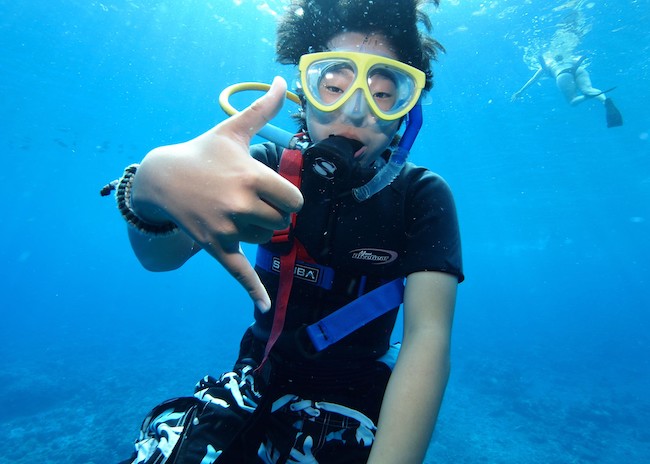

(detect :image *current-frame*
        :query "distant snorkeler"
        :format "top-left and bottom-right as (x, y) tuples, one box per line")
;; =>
(511, 51), (623, 128)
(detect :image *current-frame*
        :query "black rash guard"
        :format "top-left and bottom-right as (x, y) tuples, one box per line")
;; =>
(249, 142), (464, 367)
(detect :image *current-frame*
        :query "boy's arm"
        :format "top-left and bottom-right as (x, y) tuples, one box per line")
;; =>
(119, 77), (303, 309)
(368, 270), (458, 464)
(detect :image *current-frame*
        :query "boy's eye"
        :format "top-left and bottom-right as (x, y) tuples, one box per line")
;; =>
(324, 85), (345, 94)
(373, 91), (393, 99)
(318, 67), (354, 103)
(369, 73), (397, 110)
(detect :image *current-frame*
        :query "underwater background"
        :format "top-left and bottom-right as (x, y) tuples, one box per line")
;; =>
(1, 1), (648, 463)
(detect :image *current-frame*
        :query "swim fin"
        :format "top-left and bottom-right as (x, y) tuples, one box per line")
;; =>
(605, 98), (623, 128)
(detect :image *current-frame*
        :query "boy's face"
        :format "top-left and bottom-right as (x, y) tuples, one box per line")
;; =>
(304, 32), (402, 167)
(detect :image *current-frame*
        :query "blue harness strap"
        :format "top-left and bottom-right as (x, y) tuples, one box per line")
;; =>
(256, 246), (335, 290)
(305, 278), (405, 352)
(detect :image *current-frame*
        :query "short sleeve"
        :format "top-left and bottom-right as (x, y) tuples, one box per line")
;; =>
(401, 168), (464, 282)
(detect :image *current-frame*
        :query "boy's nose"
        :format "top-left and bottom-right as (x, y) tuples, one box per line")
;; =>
(340, 89), (371, 124)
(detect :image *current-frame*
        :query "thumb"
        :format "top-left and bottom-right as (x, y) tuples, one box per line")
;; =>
(225, 76), (288, 145)
(211, 240), (272, 313)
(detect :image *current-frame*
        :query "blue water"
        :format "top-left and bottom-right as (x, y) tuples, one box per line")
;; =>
(1, 1), (648, 463)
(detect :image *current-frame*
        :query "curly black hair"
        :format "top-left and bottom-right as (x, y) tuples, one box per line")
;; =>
(276, 0), (444, 91)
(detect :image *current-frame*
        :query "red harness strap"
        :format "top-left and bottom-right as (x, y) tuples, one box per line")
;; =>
(258, 148), (304, 368)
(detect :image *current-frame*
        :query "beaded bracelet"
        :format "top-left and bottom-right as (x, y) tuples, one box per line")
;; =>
(114, 164), (179, 236)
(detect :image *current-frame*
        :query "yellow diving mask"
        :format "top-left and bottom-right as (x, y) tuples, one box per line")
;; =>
(298, 51), (425, 121)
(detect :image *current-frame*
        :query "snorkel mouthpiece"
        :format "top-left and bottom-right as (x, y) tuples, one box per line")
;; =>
(352, 103), (423, 202)
(303, 135), (364, 186)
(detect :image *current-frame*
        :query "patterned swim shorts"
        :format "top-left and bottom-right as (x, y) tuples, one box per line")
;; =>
(121, 353), (394, 464)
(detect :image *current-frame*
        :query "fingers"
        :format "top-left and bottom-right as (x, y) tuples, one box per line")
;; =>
(256, 163), (305, 214)
(204, 239), (272, 312)
(209, 77), (304, 215)
(244, 196), (294, 233)
(226, 76), (289, 145)
(157, 76), (300, 312)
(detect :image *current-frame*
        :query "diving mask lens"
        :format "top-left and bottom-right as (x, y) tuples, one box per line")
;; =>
(299, 52), (425, 121)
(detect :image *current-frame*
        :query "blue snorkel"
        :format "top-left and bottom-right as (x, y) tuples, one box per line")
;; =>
(352, 102), (423, 202)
